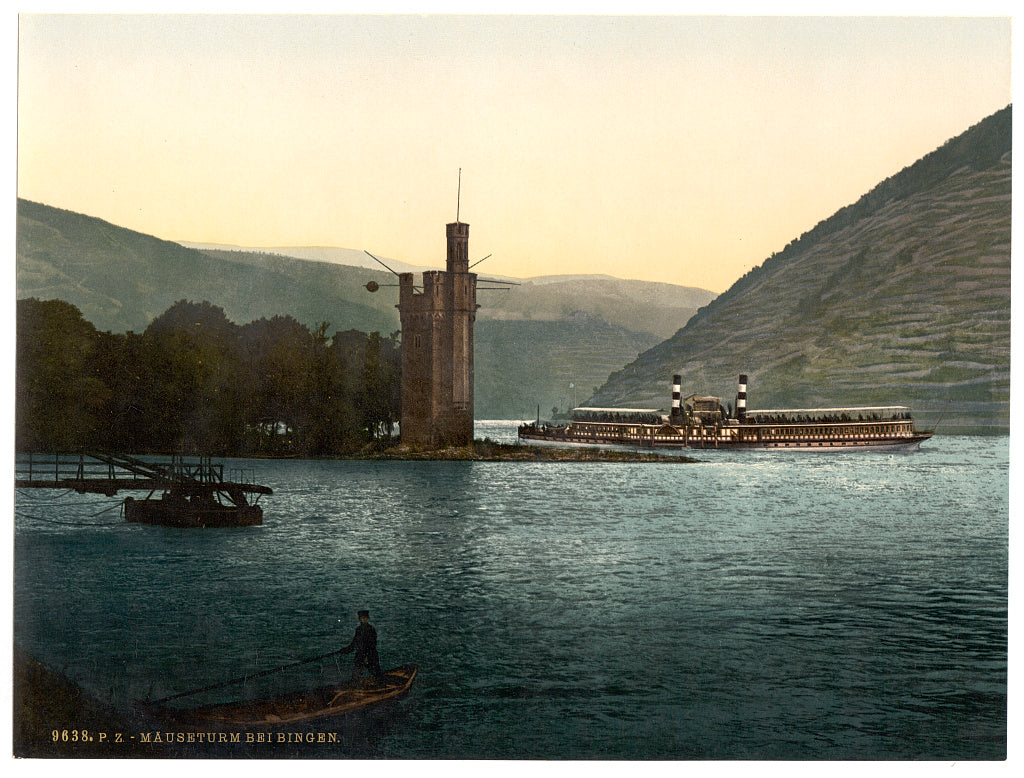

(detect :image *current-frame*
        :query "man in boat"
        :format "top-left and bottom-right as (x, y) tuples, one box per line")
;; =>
(339, 609), (386, 687)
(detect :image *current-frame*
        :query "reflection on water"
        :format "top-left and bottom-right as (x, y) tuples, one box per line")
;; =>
(14, 434), (1007, 759)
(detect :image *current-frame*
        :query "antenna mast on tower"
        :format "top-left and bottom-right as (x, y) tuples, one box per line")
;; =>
(457, 168), (461, 223)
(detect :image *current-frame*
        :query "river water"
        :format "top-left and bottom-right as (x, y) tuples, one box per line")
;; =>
(13, 427), (1008, 760)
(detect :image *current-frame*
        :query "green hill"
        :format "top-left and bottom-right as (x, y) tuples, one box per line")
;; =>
(590, 106), (1012, 434)
(16, 200), (397, 335)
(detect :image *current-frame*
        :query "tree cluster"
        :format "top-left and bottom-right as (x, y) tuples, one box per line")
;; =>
(16, 298), (401, 457)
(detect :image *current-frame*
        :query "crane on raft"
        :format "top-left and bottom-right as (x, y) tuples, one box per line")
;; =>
(14, 451), (272, 528)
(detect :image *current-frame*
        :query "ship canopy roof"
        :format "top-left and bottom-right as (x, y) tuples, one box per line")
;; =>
(572, 407), (663, 414)
(748, 406), (910, 415)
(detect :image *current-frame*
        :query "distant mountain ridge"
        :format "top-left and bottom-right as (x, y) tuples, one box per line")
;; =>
(480, 277), (714, 340)
(590, 106), (1012, 433)
(180, 243), (431, 275)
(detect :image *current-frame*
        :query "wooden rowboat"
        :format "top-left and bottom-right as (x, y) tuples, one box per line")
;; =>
(148, 664), (417, 729)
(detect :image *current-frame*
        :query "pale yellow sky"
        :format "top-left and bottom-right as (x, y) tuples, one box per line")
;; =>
(16, 13), (1011, 292)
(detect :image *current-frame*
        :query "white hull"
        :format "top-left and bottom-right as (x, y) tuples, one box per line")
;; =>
(518, 378), (932, 455)
(518, 433), (928, 454)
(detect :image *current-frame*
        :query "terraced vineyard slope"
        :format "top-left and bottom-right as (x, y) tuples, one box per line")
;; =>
(590, 106), (1011, 434)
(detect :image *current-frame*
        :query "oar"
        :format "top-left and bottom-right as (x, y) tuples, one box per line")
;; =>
(148, 648), (344, 705)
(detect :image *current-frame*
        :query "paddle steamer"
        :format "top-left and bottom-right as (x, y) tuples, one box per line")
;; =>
(518, 375), (933, 452)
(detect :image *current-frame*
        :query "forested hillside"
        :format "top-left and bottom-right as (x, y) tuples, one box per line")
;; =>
(590, 106), (1012, 433)
(17, 199), (713, 420)
(475, 314), (661, 419)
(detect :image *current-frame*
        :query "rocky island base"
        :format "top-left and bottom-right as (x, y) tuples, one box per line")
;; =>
(347, 439), (700, 463)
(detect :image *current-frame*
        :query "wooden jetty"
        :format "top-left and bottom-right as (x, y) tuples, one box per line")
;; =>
(15, 451), (272, 527)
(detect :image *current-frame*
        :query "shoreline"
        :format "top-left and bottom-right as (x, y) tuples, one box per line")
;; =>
(13, 647), (167, 758)
(14, 440), (701, 464)
(343, 440), (701, 463)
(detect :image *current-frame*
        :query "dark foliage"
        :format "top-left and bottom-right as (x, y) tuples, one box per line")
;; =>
(16, 298), (401, 456)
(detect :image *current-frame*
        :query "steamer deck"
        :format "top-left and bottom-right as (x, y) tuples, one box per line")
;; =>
(519, 374), (933, 452)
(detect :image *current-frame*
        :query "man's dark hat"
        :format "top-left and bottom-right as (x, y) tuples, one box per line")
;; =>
(357, 610), (370, 617)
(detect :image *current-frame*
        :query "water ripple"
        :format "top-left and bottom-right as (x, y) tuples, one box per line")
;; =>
(13, 435), (1006, 759)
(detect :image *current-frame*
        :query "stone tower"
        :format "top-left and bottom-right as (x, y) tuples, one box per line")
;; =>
(397, 220), (477, 447)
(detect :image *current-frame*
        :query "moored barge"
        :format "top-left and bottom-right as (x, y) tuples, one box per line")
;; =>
(518, 375), (933, 452)
(14, 451), (272, 527)
(123, 490), (263, 528)
(123, 455), (270, 528)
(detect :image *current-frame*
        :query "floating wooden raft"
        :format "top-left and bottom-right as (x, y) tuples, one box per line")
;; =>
(15, 451), (273, 527)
